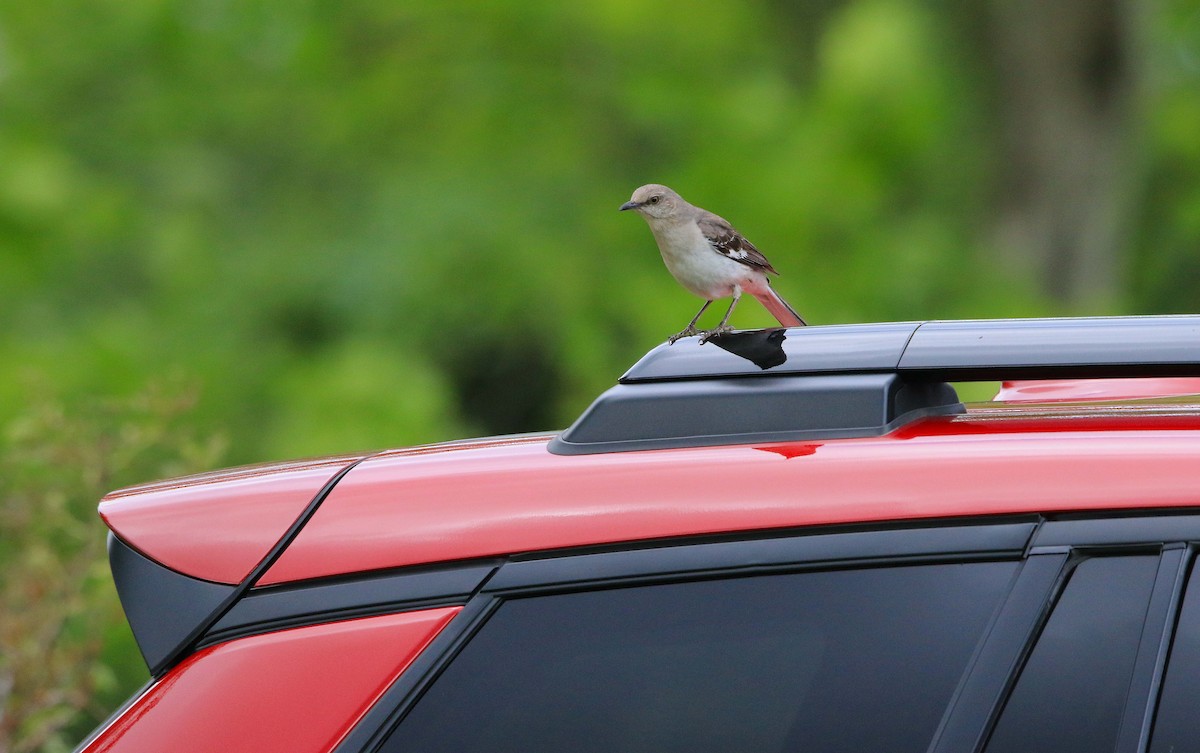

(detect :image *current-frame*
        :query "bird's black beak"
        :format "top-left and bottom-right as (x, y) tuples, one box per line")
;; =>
(619, 200), (639, 212)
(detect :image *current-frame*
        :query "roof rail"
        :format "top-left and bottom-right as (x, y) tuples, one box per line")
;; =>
(548, 316), (1200, 455)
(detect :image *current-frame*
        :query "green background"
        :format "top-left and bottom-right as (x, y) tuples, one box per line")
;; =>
(2, 1), (1199, 749)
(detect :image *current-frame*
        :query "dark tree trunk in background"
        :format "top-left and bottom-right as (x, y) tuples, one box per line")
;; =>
(984, 0), (1139, 308)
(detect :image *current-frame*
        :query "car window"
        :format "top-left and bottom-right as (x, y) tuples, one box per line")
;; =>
(984, 556), (1160, 753)
(1149, 554), (1200, 753)
(382, 560), (1018, 753)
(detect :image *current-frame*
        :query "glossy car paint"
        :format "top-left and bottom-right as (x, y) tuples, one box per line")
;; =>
(100, 455), (364, 584)
(996, 378), (1200, 403)
(259, 407), (1200, 584)
(82, 607), (460, 753)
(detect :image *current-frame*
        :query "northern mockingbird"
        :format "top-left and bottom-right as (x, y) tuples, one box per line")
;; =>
(620, 184), (806, 344)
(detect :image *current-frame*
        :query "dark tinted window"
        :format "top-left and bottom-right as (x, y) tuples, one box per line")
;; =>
(1149, 557), (1200, 753)
(384, 561), (1018, 753)
(985, 556), (1159, 753)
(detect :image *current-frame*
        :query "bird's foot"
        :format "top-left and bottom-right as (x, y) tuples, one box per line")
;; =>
(668, 325), (700, 345)
(698, 325), (734, 344)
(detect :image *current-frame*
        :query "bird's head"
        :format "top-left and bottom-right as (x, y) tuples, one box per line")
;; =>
(620, 184), (684, 220)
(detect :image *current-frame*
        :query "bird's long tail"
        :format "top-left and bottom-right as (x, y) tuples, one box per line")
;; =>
(754, 285), (806, 327)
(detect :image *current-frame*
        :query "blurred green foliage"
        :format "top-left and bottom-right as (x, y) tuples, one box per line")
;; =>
(2, 0), (1199, 457)
(0, 382), (224, 751)
(1, 0), (1199, 748)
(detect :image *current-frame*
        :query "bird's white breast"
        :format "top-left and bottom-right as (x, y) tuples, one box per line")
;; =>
(649, 219), (764, 300)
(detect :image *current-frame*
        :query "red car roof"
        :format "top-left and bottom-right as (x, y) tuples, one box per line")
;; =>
(100, 404), (1200, 586)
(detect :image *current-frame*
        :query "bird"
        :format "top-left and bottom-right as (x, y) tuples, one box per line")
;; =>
(620, 184), (806, 344)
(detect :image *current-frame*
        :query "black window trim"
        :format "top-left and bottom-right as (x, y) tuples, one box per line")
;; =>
(485, 520), (1038, 595)
(198, 561), (501, 648)
(1034, 514), (1200, 549)
(1115, 544), (1191, 753)
(927, 550), (1070, 753)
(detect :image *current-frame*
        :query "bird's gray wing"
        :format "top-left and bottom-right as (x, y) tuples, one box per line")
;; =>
(696, 212), (779, 275)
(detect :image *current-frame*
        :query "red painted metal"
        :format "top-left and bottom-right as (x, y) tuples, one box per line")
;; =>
(82, 607), (459, 753)
(100, 455), (365, 584)
(995, 378), (1200, 403)
(259, 409), (1200, 585)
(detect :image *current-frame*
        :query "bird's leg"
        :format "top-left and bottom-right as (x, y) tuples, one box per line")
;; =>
(668, 300), (712, 344)
(699, 293), (739, 343)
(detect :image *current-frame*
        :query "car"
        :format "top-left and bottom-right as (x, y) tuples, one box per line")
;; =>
(76, 316), (1200, 753)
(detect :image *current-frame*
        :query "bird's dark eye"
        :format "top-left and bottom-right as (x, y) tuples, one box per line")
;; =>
(649, 196), (660, 204)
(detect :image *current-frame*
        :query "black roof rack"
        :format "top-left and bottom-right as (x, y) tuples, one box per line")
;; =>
(548, 316), (1200, 455)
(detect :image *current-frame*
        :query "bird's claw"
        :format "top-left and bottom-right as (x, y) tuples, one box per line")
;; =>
(667, 324), (733, 345)
(698, 325), (733, 344)
(668, 325), (700, 345)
